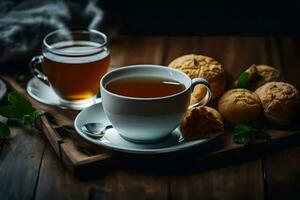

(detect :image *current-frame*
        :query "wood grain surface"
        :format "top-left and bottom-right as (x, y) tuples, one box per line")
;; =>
(0, 36), (299, 200)
(0, 126), (46, 200)
(262, 37), (300, 200)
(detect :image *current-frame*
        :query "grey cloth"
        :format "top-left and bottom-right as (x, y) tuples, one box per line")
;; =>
(0, 0), (103, 62)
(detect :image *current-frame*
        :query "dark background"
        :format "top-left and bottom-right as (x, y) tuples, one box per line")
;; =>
(1, 0), (300, 72)
(100, 1), (300, 35)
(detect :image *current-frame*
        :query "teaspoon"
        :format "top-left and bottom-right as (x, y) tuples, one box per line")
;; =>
(81, 122), (113, 138)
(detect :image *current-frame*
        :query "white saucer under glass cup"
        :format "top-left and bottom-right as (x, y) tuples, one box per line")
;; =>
(29, 29), (110, 109)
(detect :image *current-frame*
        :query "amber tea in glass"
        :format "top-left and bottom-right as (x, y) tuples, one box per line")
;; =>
(29, 29), (110, 108)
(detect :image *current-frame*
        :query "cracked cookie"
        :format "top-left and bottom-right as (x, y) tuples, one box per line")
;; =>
(180, 106), (224, 140)
(235, 64), (281, 90)
(168, 54), (226, 101)
(255, 82), (300, 125)
(218, 88), (262, 123)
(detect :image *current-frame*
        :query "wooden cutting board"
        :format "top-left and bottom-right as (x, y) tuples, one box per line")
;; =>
(1, 76), (299, 178)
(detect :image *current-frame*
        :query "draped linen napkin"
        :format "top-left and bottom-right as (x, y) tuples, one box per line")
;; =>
(0, 0), (103, 62)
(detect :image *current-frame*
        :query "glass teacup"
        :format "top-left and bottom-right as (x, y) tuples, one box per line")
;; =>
(29, 29), (110, 108)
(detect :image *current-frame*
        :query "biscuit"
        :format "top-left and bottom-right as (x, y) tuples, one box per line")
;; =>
(180, 106), (224, 140)
(235, 64), (281, 90)
(255, 82), (300, 125)
(168, 54), (226, 101)
(256, 65), (281, 83)
(218, 89), (262, 123)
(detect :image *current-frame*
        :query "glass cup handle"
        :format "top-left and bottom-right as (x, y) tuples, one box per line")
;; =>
(29, 55), (49, 85)
(188, 78), (212, 109)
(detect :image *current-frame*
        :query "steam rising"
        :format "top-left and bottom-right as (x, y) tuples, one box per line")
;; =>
(0, 0), (103, 62)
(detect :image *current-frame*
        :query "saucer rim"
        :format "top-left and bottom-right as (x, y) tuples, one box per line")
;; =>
(26, 78), (61, 107)
(74, 103), (216, 154)
(26, 77), (101, 110)
(0, 79), (7, 101)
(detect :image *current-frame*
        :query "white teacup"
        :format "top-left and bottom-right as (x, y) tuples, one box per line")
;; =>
(100, 65), (212, 143)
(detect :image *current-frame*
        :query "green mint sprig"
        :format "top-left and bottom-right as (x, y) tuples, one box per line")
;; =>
(0, 92), (45, 143)
(236, 71), (249, 88)
(233, 123), (271, 145)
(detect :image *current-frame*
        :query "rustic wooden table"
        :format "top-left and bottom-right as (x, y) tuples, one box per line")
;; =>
(0, 36), (299, 200)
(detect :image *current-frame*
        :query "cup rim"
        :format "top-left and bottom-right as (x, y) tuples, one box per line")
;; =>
(43, 28), (108, 57)
(100, 65), (192, 101)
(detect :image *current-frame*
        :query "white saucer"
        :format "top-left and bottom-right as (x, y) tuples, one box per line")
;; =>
(74, 103), (216, 154)
(26, 77), (101, 110)
(0, 79), (7, 101)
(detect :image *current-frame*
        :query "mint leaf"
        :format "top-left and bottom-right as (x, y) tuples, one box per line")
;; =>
(232, 123), (271, 145)
(22, 114), (34, 124)
(0, 92), (46, 146)
(33, 110), (45, 121)
(0, 121), (10, 139)
(237, 71), (249, 88)
(233, 124), (254, 145)
(233, 123), (251, 133)
(234, 132), (253, 145)
(8, 92), (33, 115)
(0, 92), (45, 125)
(0, 105), (23, 119)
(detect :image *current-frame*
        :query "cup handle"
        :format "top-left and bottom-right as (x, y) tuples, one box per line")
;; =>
(188, 78), (212, 109)
(29, 55), (50, 86)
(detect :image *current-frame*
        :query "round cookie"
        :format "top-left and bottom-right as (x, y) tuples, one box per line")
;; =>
(180, 106), (224, 140)
(218, 89), (262, 123)
(168, 54), (226, 101)
(235, 64), (281, 90)
(256, 65), (281, 84)
(255, 82), (300, 125)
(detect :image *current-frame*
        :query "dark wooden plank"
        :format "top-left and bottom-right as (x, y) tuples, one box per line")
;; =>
(109, 36), (166, 68)
(262, 37), (300, 200)
(103, 171), (169, 200)
(170, 160), (264, 200)
(198, 36), (269, 77)
(264, 147), (300, 200)
(166, 36), (269, 200)
(279, 37), (300, 89)
(34, 144), (99, 200)
(165, 36), (200, 64)
(37, 145), (169, 200)
(35, 144), (87, 200)
(0, 126), (46, 200)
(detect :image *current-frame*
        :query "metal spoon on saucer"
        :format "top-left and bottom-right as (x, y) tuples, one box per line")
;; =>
(81, 123), (113, 138)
